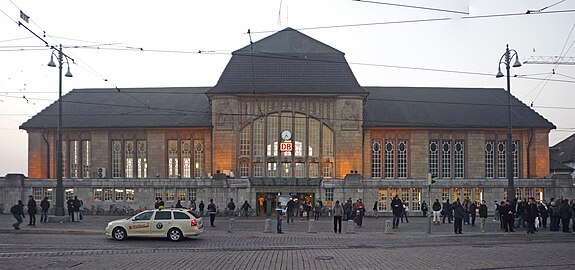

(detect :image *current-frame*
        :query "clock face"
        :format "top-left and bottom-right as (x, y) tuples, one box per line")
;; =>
(281, 130), (292, 140)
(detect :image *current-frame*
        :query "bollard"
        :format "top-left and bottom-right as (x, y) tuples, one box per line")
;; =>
(264, 219), (273, 233)
(346, 220), (355, 234)
(307, 219), (317, 233)
(228, 218), (235, 233)
(384, 220), (392, 234)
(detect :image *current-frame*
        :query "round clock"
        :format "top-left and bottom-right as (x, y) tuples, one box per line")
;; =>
(281, 130), (292, 140)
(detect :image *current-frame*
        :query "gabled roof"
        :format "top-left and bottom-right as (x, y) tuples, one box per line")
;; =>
(550, 133), (575, 162)
(363, 87), (556, 129)
(550, 158), (574, 173)
(20, 87), (211, 130)
(207, 28), (366, 96)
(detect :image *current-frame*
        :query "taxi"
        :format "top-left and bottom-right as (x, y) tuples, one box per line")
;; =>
(105, 208), (203, 241)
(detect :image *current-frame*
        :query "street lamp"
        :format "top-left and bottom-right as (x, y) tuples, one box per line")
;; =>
(48, 44), (73, 216)
(496, 44), (521, 202)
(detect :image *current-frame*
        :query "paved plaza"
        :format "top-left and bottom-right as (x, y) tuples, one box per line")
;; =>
(0, 214), (573, 270)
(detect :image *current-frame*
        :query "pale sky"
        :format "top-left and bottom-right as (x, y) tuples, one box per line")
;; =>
(1, 0), (574, 176)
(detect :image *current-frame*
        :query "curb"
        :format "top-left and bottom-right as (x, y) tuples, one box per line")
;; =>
(0, 228), (103, 235)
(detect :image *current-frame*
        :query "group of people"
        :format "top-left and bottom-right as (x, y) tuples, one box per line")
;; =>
(10, 195), (80, 230)
(495, 196), (575, 234)
(431, 198), (489, 233)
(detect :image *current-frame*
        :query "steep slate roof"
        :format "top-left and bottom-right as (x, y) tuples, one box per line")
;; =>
(207, 27), (366, 96)
(550, 133), (575, 162)
(20, 87), (211, 130)
(549, 158), (574, 173)
(363, 87), (556, 129)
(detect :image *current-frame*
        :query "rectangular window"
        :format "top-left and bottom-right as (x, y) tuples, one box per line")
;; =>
(322, 162), (333, 178)
(126, 188), (135, 201)
(168, 140), (179, 178)
(322, 126), (333, 157)
(463, 188), (472, 201)
(309, 162), (319, 178)
(93, 188), (102, 201)
(384, 140), (394, 178)
(295, 114), (306, 157)
(412, 188), (421, 210)
(485, 141), (494, 178)
(295, 162), (305, 178)
(115, 188), (125, 201)
(103, 188), (113, 201)
(281, 113), (292, 157)
(267, 162), (277, 177)
(525, 187), (533, 198)
(400, 188), (409, 209)
(33, 187), (43, 200)
(308, 119), (320, 157)
(371, 140), (382, 178)
(535, 187), (544, 201)
(45, 188), (53, 201)
(389, 188), (398, 203)
(240, 124), (251, 156)
(441, 140), (451, 178)
(429, 140), (439, 178)
(473, 188), (483, 203)
(188, 188), (197, 202)
(69, 140), (80, 178)
(253, 119), (265, 156)
(253, 162), (264, 177)
(513, 141), (520, 178)
(515, 188), (523, 200)
(182, 140), (191, 178)
(378, 188), (387, 210)
(397, 140), (407, 178)
(125, 140), (134, 178)
(453, 187), (461, 201)
(177, 189), (187, 201)
(65, 188), (74, 200)
(62, 141), (68, 178)
(454, 140), (464, 178)
(194, 140), (204, 178)
(239, 162), (250, 178)
(325, 188), (334, 204)
(82, 140), (91, 178)
(112, 140), (122, 178)
(137, 140), (147, 178)
(441, 188), (450, 203)
(281, 162), (291, 177)
(497, 141), (506, 178)
(166, 188), (175, 202)
(267, 114), (278, 156)
(155, 188), (164, 201)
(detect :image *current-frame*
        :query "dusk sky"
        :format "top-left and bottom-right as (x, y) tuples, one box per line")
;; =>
(1, 0), (574, 176)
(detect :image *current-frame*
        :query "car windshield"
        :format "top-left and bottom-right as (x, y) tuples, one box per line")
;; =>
(133, 211), (153, 221)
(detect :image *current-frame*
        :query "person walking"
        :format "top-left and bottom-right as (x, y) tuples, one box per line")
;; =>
(198, 200), (205, 216)
(453, 199), (464, 234)
(502, 201), (515, 232)
(432, 199), (442, 225)
(343, 199), (352, 221)
(27, 195), (37, 226)
(332, 200), (343, 233)
(400, 202), (409, 223)
(314, 200), (322, 221)
(208, 199), (217, 227)
(189, 200), (197, 211)
(241, 200), (252, 218)
(469, 201), (477, 226)
(286, 198), (295, 223)
(10, 200), (25, 230)
(373, 201), (379, 219)
(525, 197), (538, 234)
(275, 202), (284, 234)
(391, 195), (402, 229)
(559, 199), (572, 233)
(355, 199), (365, 227)
(479, 200), (488, 233)
(462, 197), (471, 225)
(421, 201), (428, 217)
(442, 199), (452, 224)
(72, 196), (81, 222)
(40, 197), (50, 223)
(227, 199), (236, 217)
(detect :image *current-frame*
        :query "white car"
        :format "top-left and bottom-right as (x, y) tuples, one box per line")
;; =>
(105, 208), (204, 241)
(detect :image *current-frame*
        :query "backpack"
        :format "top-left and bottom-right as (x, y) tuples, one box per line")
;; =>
(10, 205), (18, 215)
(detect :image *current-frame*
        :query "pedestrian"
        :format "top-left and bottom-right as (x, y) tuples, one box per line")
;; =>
(40, 196), (50, 223)
(355, 199), (365, 227)
(525, 197), (538, 234)
(432, 199), (442, 225)
(493, 201), (500, 221)
(453, 199), (464, 234)
(314, 200), (321, 221)
(391, 195), (402, 229)
(516, 198), (527, 229)
(373, 201), (379, 219)
(400, 202), (409, 223)
(442, 199), (452, 224)
(343, 199), (352, 221)
(421, 201), (428, 217)
(10, 200), (25, 230)
(462, 197), (471, 225)
(538, 200), (548, 228)
(549, 199), (560, 231)
(175, 200), (183, 208)
(276, 202), (284, 234)
(332, 200), (343, 233)
(189, 200), (197, 211)
(502, 200), (515, 232)
(27, 195), (37, 226)
(479, 200), (488, 233)
(158, 198), (165, 209)
(79, 200), (84, 221)
(72, 196), (81, 222)
(208, 199), (217, 227)
(286, 198), (295, 223)
(559, 199), (572, 233)
(241, 200), (252, 218)
(469, 201), (477, 226)
(154, 198), (160, 209)
(198, 200), (205, 216)
(66, 197), (75, 222)
(227, 199), (236, 217)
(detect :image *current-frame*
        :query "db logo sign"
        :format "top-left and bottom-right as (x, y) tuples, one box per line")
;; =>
(280, 142), (292, 152)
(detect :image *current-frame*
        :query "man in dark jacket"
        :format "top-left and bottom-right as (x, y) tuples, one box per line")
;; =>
(453, 199), (464, 234)
(10, 200), (25, 230)
(208, 199), (217, 227)
(478, 200), (488, 232)
(391, 195), (402, 229)
(343, 199), (352, 221)
(432, 199), (442, 225)
(442, 200), (452, 224)
(227, 199), (236, 217)
(501, 201), (515, 232)
(40, 197), (50, 223)
(27, 195), (37, 226)
(559, 199), (572, 233)
(525, 197), (539, 234)
(66, 197), (75, 222)
(469, 202), (477, 226)
(538, 200), (549, 228)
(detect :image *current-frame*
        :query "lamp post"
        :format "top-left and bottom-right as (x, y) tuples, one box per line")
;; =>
(47, 44), (73, 216)
(496, 44), (521, 202)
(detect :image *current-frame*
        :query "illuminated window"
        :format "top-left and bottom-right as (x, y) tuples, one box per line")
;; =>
(397, 140), (407, 178)
(384, 140), (394, 178)
(93, 188), (102, 201)
(82, 140), (91, 178)
(103, 188), (113, 201)
(112, 140), (122, 178)
(125, 140), (134, 178)
(166, 188), (175, 202)
(62, 141), (68, 178)
(463, 188), (472, 201)
(294, 113), (306, 157)
(69, 140), (80, 178)
(453, 187), (461, 201)
(473, 188), (483, 203)
(281, 113), (292, 157)
(45, 188), (53, 201)
(412, 188), (421, 210)
(309, 162), (319, 178)
(309, 119), (320, 157)
(33, 187), (43, 200)
(65, 188), (74, 200)
(441, 140), (451, 178)
(266, 113), (278, 157)
(323, 162), (333, 178)
(429, 140), (439, 178)
(378, 188), (387, 210)
(454, 140), (464, 178)
(325, 188), (334, 203)
(115, 188), (125, 201)
(168, 140), (179, 178)
(389, 188), (398, 202)
(177, 189), (186, 201)
(155, 188), (164, 201)
(295, 162), (305, 178)
(182, 140), (191, 178)
(267, 162), (277, 177)
(137, 140), (147, 178)
(371, 140), (382, 178)
(188, 188), (197, 202)
(126, 188), (135, 201)
(322, 124), (333, 157)
(400, 188), (409, 209)
(194, 140), (204, 178)
(485, 141), (494, 178)
(441, 188), (450, 203)
(535, 187), (544, 201)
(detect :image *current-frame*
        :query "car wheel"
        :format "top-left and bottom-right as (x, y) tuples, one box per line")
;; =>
(168, 228), (182, 241)
(112, 227), (127, 241)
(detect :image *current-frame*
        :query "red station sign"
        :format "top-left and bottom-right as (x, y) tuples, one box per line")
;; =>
(280, 141), (293, 152)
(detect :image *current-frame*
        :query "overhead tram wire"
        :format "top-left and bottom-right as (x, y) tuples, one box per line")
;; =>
(351, 0), (468, 15)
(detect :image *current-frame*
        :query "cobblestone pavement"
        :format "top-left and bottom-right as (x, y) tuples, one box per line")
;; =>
(1, 214), (573, 270)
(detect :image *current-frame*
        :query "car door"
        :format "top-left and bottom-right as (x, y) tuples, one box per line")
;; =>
(151, 210), (172, 236)
(127, 211), (153, 236)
